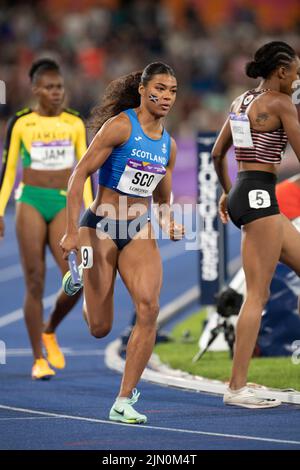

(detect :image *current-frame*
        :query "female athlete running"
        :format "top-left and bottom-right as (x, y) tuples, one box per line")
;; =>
(60, 62), (184, 423)
(212, 41), (300, 408)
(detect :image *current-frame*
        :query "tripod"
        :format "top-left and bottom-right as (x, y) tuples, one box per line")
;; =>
(192, 316), (235, 362)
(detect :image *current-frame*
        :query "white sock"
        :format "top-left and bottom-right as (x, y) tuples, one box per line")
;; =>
(228, 386), (247, 394)
(116, 396), (130, 403)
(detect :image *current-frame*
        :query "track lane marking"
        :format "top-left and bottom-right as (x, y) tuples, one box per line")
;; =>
(0, 404), (299, 446)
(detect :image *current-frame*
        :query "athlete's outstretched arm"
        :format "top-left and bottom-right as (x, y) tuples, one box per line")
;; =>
(61, 115), (130, 256)
(152, 138), (184, 240)
(211, 117), (233, 223)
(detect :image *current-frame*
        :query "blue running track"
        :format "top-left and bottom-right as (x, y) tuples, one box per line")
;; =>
(0, 206), (299, 450)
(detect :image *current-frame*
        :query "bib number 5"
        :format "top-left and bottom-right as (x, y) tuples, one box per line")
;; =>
(248, 189), (271, 209)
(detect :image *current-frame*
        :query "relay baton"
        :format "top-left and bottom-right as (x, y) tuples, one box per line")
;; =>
(68, 250), (82, 288)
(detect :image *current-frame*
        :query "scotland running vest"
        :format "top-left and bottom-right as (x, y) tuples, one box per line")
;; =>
(98, 109), (171, 197)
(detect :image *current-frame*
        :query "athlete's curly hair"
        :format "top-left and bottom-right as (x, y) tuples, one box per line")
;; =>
(246, 41), (296, 79)
(89, 62), (175, 134)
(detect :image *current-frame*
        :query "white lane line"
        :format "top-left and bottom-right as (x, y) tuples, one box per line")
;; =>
(0, 243), (185, 283)
(0, 263), (24, 282)
(158, 241), (186, 261)
(0, 245), (19, 260)
(0, 417), (64, 421)
(0, 232), (240, 329)
(158, 285), (199, 326)
(0, 242), (189, 327)
(0, 254), (56, 283)
(0, 242), (187, 283)
(0, 404), (299, 446)
(5, 348), (104, 357)
(0, 293), (58, 328)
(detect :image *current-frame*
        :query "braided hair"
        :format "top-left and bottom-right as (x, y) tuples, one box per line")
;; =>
(246, 41), (296, 79)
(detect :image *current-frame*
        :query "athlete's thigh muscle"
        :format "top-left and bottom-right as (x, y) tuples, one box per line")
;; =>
(48, 208), (69, 275)
(241, 214), (283, 291)
(79, 226), (119, 322)
(117, 225), (162, 305)
(16, 202), (47, 283)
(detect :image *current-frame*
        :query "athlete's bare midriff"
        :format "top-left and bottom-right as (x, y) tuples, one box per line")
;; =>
(23, 167), (72, 189)
(238, 161), (278, 175)
(90, 184), (150, 219)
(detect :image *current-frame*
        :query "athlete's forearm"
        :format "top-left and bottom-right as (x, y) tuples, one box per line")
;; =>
(211, 117), (233, 194)
(212, 155), (232, 194)
(66, 169), (87, 234)
(153, 200), (174, 231)
(0, 137), (19, 216)
(153, 188), (174, 230)
(0, 171), (17, 217)
(152, 184), (173, 228)
(152, 165), (175, 230)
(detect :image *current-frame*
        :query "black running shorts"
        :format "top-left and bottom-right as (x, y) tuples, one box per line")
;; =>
(227, 171), (280, 229)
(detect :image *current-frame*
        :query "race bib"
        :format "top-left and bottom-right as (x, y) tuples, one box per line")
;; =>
(248, 190), (271, 209)
(229, 113), (254, 148)
(81, 246), (93, 269)
(31, 140), (75, 170)
(117, 159), (166, 197)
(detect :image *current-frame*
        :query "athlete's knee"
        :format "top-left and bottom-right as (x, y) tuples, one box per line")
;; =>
(89, 320), (112, 338)
(26, 270), (44, 298)
(247, 287), (270, 309)
(263, 288), (270, 306)
(136, 299), (160, 327)
(258, 286), (270, 307)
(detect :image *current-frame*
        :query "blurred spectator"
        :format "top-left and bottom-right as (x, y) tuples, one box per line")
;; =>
(1, 0), (299, 136)
(0, 0), (299, 202)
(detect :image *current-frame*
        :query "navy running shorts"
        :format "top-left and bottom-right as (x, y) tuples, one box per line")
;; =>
(79, 208), (150, 250)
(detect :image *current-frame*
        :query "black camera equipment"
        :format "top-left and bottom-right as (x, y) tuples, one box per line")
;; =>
(192, 287), (243, 362)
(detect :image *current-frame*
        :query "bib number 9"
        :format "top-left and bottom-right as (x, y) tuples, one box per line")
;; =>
(248, 190), (271, 209)
(81, 246), (93, 269)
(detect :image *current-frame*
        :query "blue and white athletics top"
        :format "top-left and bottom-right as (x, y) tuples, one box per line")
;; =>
(98, 108), (171, 198)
